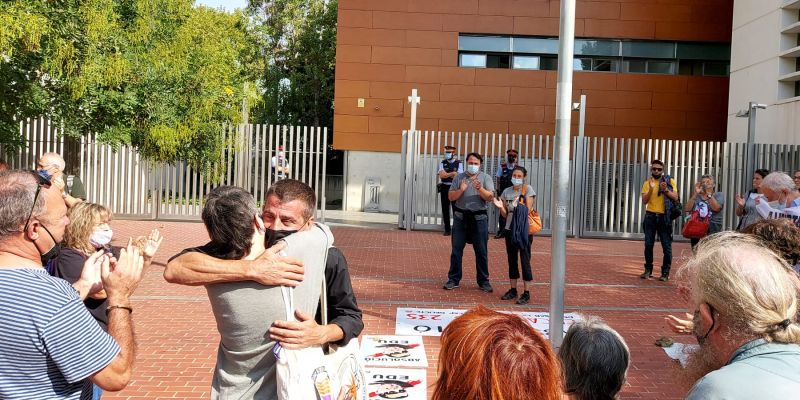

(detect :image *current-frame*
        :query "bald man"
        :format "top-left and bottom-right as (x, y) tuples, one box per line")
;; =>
(37, 153), (86, 208)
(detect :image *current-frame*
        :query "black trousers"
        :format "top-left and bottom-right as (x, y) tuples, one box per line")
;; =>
(439, 184), (453, 232)
(505, 235), (533, 281)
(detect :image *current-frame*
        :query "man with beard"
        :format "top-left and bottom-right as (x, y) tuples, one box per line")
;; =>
(677, 232), (800, 399)
(165, 180), (362, 399)
(640, 159), (678, 281)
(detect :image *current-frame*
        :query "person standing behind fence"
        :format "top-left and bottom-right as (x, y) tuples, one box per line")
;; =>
(438, 145), (463, 236)
(492, 166), (535, 305)
(735, 169), (769, 231)
(38, 152), (86, 208)
(494, 149), (518, 239)
(640, 160), (678, 281)
(271, 146), (290, 182)
(443, 152), (495, 293)
(684, 175), (724, 251)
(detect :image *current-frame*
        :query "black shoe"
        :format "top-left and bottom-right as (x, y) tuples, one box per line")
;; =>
(479, 282), (493, 293)
(659, 275), (669, 282)
(443, 231), (451, 236)
(640, 271), (652, 279)
(494, 232), (504, 239)
(500, 288), (518, 300)
(443, 280), (459, 290)
(516, 291), (530, 305)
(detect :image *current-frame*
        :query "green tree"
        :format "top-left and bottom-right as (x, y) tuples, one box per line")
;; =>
(0, 0), (258, 176)
(247, 0), (337, 128)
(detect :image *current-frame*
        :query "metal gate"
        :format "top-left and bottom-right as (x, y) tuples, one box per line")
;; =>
(1, 118), (329, 221)
(399, 130), (800, 239)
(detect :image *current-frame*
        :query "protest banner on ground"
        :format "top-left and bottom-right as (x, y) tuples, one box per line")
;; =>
(395, 307), (580, 337)
(364, 368), (427, 400)
(360, 335), (428, 368)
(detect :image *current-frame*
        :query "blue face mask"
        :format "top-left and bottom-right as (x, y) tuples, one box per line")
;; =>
(445, 152), (453, 160)
(466, 164), (479, 175)
(511, 178), (523, 186)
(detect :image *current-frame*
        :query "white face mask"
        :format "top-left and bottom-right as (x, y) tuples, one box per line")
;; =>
(466, 164), (480, 175)
(89, 228), (113, 248)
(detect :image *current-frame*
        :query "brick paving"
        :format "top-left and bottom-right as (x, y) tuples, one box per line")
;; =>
(104, 220), (693, 399)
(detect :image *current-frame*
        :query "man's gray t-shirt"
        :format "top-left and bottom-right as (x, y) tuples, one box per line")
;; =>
(449, 172), (495, 219)
(175, 223), (333, 400)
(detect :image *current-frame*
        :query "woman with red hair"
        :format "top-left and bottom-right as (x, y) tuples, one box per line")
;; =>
(432, 306), (562, 400)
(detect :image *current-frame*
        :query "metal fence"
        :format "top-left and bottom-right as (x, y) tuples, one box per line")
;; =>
(399, 130), (800, 239)
(1, 118), (329, 221)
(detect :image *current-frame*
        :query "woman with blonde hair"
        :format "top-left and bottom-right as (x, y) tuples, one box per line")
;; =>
(432, 305), (562, 400)
(51, 202), (162, 400)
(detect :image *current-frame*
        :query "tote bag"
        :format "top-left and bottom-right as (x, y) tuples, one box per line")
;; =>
(275, 265), (367, 399)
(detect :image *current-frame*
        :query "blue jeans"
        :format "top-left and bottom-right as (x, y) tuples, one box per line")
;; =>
(448, 215), (490, 285)
(643, 213), (673, 275)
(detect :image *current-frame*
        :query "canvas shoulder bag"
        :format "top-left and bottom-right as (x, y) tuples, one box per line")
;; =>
(275, 242), (367, 400)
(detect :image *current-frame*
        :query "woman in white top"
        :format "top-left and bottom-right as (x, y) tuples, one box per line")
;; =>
(492, 166), (536, 305)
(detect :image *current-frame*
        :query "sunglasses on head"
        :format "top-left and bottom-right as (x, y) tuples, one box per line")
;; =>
(23, 170), (52, 232)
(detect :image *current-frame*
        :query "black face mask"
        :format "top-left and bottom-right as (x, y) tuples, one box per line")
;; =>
(266, 229), (298, 248)
(508, 156), (517, 163)
(39, 224), (61, 268)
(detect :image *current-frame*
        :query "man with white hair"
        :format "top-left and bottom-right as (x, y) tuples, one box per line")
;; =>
(677, 232), (800, 398)
(755, 172), (800, 226)
(37, 152), (86, 208)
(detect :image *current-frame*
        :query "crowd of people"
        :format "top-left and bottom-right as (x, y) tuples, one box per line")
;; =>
(0, 154), (363, 400)
(1, 149), (800, 400)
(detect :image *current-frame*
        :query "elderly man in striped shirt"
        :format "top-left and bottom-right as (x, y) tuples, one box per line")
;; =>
(0, 170), (145, 399)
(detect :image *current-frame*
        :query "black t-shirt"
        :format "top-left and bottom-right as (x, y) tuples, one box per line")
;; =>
(50, 247), (120, 331)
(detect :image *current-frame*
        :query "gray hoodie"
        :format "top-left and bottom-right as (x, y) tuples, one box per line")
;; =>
(208, 223), (334, 400)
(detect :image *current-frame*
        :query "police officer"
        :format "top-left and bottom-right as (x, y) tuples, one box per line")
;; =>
(494, 149), (518, 238)
(438, 145), (463, 236)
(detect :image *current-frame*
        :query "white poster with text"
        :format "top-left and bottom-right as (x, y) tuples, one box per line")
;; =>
(360, 335), (428, 368)
(364, 368), (427, 400)
(395, 307), (580, 337)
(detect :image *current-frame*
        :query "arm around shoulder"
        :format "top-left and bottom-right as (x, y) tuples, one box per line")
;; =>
(164, 251), (250, 286)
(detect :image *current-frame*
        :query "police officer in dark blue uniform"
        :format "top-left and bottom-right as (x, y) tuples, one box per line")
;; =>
(438, 145), (463, 236)
(494, 149), (518, 239)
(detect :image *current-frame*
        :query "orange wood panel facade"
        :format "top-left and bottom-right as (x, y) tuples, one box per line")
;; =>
(334, 0), (733, 152)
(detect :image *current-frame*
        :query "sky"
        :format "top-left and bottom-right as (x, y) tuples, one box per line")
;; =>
(195, 0), (248, 11)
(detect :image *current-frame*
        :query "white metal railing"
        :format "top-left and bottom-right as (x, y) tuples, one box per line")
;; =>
(1, 118), (329, 221)
(399, 130), (800, 239)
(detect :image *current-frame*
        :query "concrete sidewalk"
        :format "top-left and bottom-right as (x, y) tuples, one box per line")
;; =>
(105, 220), (692, 400)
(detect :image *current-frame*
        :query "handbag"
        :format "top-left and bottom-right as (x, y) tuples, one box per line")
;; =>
(682, 208), (710, 239)
(275, 254), (367, 400)
(521, 186), (543, 235)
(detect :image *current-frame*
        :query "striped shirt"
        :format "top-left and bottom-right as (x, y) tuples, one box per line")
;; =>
(0, 268), (120, 400)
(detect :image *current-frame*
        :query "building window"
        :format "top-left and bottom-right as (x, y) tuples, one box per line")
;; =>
(459, 53), (487, 68)
(513, 55), (540, 70)
(487, 54), (511, 68)
(457, 34), (730, 77)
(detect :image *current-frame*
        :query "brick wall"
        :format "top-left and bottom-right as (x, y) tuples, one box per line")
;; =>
(334, 0), (733, 152)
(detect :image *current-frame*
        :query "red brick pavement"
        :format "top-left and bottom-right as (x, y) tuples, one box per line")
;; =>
(104, 220), (693, 399)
